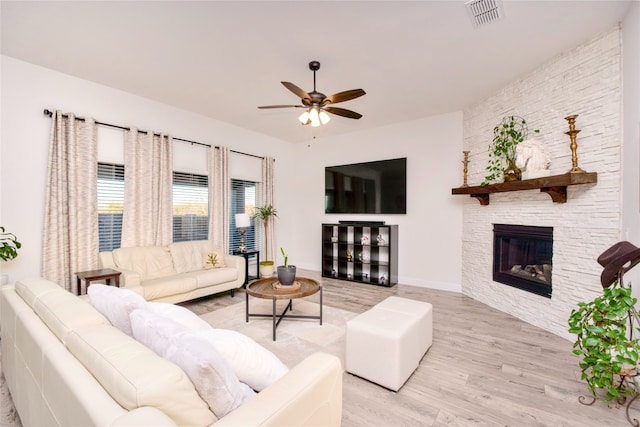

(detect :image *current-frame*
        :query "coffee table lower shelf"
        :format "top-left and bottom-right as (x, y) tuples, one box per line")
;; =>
(245, 277), (323, 341)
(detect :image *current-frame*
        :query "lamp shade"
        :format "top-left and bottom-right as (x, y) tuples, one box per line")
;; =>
(235, 213), (251, 228)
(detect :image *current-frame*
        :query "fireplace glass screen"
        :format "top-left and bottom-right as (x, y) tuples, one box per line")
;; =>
(493, 224), (553, 298)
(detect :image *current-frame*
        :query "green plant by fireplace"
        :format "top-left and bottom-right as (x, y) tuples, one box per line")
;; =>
(0, 226), (21, 261)
(568, 280), (640, 401)
(482, 116), (539, 186)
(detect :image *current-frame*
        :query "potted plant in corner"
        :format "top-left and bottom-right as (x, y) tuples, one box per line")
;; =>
(253, 204), (278, 278)
(568, 279), (640, 404)
(482, 115), (539, 186)
(1, 226), (21, 261)
(568, 241), (640, 409)
(277, 247), (296, 286)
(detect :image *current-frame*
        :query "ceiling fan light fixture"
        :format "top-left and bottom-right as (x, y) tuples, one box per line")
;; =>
(319, 110), (331, 125)
(298, 110), (310, 124)
(309, 108), (320, 127)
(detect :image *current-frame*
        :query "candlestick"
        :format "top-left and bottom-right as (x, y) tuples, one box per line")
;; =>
(565, 115), (585, 173)
(462, 150), (470, 187)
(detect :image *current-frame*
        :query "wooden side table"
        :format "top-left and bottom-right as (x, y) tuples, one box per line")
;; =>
(75, 268), (121, 296)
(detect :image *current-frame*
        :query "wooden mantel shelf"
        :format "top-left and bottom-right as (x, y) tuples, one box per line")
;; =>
(451, 172), (598, 205)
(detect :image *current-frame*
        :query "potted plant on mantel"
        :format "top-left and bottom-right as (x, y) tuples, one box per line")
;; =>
(482, 115), (539, 186)
(1, 226), (21, 261)
(277, 247), (296, 286)
(252, 204), (277, 278)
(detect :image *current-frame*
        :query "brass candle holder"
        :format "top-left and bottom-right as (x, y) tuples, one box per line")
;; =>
(461, 150), (470, 187)
(565, 114), (585, 173)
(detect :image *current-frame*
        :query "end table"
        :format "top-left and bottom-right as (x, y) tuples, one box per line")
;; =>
(75, 268), (121, 296)
(233, 250), (259, 286)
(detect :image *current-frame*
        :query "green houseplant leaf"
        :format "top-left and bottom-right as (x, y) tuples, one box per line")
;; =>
(568, 279), (640, 402)
(0, 226), (21, 261)
(482, 116), (539, 186)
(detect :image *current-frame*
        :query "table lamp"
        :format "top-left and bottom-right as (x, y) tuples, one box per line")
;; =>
(235, 213), (251, 253)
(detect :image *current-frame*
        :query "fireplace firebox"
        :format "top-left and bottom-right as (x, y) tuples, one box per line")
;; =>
(493, 224), (553, 298)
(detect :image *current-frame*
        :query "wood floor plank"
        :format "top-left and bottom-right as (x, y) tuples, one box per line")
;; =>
(180, 269), (635, 426)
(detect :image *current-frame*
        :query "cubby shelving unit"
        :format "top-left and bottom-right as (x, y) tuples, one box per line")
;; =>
(321, 223), (398, 287)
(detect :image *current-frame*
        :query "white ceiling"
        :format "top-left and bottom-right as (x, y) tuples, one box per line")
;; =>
(0, 1), (632, 143)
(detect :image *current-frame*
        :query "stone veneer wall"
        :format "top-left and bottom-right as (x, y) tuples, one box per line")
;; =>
(461, 26), (622, 340)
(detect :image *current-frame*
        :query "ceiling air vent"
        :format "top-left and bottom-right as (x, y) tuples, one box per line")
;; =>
(465, 0), (504, 28)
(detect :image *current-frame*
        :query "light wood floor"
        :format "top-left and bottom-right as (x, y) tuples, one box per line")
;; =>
(181, 269), (638, 426)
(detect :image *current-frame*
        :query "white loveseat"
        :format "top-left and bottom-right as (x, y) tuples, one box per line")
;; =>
(1, 277), (343, 427)
(98, 240), (245, 303)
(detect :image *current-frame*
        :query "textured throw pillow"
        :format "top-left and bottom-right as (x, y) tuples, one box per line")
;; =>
(147, 302), (212, 332)
(88, 284), (147, 336)
(130, 309), (255, 418)
(197, 328), (289, 391)
(203, 249), (226, 269)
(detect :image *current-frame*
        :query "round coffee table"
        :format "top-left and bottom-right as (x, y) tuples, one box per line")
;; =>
(245, 277), (322, 341)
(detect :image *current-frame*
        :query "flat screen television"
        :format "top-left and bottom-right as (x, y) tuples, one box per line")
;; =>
(325, 157), (406, 214)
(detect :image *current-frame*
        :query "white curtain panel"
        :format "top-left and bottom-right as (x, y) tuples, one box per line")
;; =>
(262, 156), (276, 261)
(121, 129), (173, 247)
(208, 146), (230, 252)
(42, 110), (98, 292)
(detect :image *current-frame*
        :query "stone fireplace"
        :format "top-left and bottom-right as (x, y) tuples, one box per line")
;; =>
(461, 27), (622, 339)
(493, 224), (553, 298)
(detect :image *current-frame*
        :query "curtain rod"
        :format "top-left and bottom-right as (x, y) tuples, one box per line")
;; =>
(43, 109), (266, 160)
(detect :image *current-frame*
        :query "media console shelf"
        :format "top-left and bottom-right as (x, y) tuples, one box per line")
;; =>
(451, 172), (597, 206)
(322, 223), (398, 287)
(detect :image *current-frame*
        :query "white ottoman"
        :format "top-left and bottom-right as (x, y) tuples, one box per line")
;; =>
(345, 296), (433, 391)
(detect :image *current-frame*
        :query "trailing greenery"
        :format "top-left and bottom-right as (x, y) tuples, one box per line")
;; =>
(568, 280), (640, 401)
(0, 226), (21, 261)
(482, 116), (539, 186)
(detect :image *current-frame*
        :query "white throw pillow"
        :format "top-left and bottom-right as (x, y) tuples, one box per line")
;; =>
(88, 284), (147, 336)
(147, 302), (212, 331)
(130, 309), (255, 418)
(203, 249), (226, 269)
(197, 328), (289, 391)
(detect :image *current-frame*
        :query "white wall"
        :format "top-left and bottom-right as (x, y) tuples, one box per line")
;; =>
(0, 56), (294, 283)
(289, 112), (464, 292)
(462, 26), (624, 339)
(0, 56), (463, 293)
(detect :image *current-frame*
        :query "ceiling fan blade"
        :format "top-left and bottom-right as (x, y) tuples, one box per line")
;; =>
(324, 106), (363, 120)
(257, 105), (305, 109)
(281, 82), (311, 101)
(322, 89), (366, 105)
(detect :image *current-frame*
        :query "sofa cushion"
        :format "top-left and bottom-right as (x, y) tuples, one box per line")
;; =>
(15, 278), (110, 344)
(140, 275), (197, 300)
(88, 284), (147, 337)
(66, 323), (215, 426)
(112, 246), (176, 281)
(169, 240), (226, 273)
(197, 328), (288, 391)
(130, 309), (255, 418)
(181, 268), (239, 289)
(147, 302), (212, 331)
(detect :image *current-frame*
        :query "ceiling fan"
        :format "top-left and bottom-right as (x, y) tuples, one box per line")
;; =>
(258, 61), (366, 126)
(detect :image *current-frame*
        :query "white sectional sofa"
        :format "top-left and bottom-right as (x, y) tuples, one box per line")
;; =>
(98, 240), (246, 303)
(1, 277), (343, 427)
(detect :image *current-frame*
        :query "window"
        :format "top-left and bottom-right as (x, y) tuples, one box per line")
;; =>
(173, 172), (209, 242)
(230, 179), (259, 253)
(97, 163), (124, 252)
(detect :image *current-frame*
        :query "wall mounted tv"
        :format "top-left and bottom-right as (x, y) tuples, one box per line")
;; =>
(325, 157), (406, 214)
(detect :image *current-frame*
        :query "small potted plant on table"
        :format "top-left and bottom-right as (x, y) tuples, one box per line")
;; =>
(277, 247), (296, 286)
